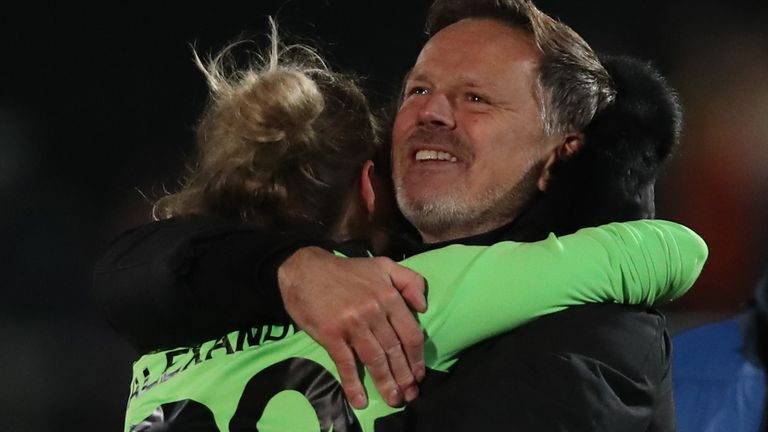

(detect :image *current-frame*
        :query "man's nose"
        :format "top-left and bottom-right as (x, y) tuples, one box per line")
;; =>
(417, 93), (455, 129)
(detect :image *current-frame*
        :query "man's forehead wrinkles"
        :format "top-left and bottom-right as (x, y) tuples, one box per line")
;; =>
(406, 69), (446, 88)
(456, 74), (488, 89)
(407, 71), (431, 82)
(406, 69), (491, 89)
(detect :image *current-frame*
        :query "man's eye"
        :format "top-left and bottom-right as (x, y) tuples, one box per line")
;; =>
(467, 93), (486, 103)
(405, 87), (429, 98)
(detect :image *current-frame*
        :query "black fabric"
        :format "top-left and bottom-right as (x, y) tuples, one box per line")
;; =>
(92, 215), (323, 353)
(745, 267), (768, 431)
(376, 305), (674, 432)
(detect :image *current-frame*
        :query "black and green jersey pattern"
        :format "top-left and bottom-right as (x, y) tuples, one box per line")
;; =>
(125, 220), (707, 431)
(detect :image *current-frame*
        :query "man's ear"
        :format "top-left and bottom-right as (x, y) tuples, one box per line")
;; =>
(537, 133), (584, 192)
(360, 160), (377, 216)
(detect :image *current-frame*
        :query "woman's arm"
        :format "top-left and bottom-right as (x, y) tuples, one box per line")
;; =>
(399, 219), (707, 370)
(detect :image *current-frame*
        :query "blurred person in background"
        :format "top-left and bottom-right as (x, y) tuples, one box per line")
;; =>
(673, 264), (768, 432)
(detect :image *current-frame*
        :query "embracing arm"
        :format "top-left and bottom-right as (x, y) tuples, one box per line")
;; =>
(92, 215), (315, 352)
(400, 219), (707, 368)
(92, 216), (427, 408)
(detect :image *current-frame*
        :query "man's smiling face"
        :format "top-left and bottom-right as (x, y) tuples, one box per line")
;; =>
(392, 18), (560, 242)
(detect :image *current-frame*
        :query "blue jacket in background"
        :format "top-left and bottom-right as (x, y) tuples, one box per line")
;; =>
(673, 313), (766, 432)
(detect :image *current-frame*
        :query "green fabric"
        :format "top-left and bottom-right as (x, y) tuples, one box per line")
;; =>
(124, 220), (707, 431)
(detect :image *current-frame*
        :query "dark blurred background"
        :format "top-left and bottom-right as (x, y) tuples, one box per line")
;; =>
(1, 1), (766, 430)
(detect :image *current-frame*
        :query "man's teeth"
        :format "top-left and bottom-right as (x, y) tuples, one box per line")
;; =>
(415, 150), (458, 162)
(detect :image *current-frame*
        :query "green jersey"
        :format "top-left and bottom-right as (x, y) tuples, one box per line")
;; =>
(125, 220), (707, 431)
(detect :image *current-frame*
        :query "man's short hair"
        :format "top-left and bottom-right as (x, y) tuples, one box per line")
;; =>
(508, 55), (684, 241)
(426, 0), (616, 136)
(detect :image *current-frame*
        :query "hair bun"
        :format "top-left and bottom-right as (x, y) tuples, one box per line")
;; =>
(201, 59), (325, 152)
(233, 68), (324, 144)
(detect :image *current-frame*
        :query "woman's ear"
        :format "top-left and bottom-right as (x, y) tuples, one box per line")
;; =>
(537, 133), (584, 191)
(360, 160), (377, 216)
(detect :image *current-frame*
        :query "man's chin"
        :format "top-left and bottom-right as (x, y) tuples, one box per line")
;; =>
(398, 195), (472, 237)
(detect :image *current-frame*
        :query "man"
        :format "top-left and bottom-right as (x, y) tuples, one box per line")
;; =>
(281, 5), (682, 429)
(96, 1), (685, 429)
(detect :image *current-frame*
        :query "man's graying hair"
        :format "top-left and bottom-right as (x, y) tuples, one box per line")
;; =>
(427, 0), (616, 136)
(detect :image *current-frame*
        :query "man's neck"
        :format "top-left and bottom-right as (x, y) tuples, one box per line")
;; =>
(419, 218), (515, 245)
(410, 221), (515, 256)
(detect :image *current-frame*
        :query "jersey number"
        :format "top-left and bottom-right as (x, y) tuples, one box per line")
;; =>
(129, 358), (363, 431)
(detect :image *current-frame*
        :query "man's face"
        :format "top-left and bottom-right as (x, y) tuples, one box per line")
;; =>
(392, 18), (560, 243)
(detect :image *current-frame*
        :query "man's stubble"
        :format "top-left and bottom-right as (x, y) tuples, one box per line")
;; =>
(395, 156), (543, 243)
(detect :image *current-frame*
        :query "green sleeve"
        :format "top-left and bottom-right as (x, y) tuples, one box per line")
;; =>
(399, 219), (708, 371)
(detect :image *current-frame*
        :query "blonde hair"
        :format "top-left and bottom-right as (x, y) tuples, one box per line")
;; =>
(154, 21), (381, 234)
